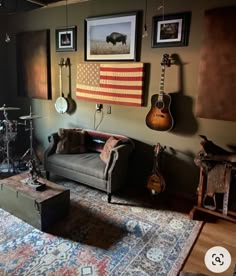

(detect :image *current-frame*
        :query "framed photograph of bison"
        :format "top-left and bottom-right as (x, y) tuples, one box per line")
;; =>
(85, 12), (138, 61)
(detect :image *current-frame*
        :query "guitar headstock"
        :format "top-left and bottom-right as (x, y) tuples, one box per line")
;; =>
(59, 58), (65, 67)
(154, 143), (166, 156)
(161, 53), (171, 67)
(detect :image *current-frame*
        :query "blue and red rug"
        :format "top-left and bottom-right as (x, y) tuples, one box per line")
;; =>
(0, 178), (203, 275)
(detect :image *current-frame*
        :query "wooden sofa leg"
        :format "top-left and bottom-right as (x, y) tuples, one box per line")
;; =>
(46, 171), (50, 180)
(108, 193), (112, 203)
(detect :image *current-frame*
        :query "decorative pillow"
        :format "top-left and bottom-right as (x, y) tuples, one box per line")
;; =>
(100, 136), (120, 163)
(56, 128), (87, 154)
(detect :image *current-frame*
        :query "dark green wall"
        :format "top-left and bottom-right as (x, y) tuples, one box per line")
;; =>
(0, 14), (8, 104)
(3, 0), (236, 198)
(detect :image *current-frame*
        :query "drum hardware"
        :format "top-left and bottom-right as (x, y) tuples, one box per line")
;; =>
(1, 121), (16, 172)
(1, 120), (18, 142)
(0, 105), (20, 111)
(19, 107), (41, 162)
(19, 114), (41, 120)
(0, 105), (20, 173)
(17, 121), (26, 127)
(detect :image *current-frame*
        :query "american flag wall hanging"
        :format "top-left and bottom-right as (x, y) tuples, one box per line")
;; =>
(76, 62), (144, 106)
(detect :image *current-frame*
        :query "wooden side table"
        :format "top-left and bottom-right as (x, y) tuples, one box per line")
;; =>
(190, 163), (236, 223)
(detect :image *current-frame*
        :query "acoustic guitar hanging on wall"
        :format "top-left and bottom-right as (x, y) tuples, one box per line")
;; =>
(146, 53), (174, 131)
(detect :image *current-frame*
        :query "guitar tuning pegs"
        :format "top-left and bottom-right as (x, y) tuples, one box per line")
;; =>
(65, 58), (71, 67)
(59, 58), (65, 67)
(161, 53), (171, 67)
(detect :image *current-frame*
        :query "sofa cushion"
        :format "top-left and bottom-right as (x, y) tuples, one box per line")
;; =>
(47, 152), (106, 179)
(85, 129), (131, 153)
(100, 136), (120, 163)
(56, 128), (87, 154)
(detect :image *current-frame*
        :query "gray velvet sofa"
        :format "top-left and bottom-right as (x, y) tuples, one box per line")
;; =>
(44, 128), (134, 202)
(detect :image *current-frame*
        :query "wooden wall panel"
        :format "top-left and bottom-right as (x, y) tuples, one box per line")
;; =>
(196, 6), (236, 122)
(16, 30), (51, 100)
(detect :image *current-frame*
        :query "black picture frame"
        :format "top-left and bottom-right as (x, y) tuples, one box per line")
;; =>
(84, 12), (138, 61)
(55, 26), (77, 52)
(152, 12), (191, 48)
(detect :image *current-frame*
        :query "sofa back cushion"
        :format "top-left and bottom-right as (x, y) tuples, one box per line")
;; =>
(100, 136), (121, 163)
(56, 128), (87, 154)
(85, 129), (130, 153)
(55, 128), (133, 156)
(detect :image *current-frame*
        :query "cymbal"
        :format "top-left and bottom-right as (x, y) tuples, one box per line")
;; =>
(0, 106), (20, 111)
(19, 114), (41, 120)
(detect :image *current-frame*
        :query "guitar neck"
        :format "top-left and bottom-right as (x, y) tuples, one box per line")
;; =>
(159, 66), (166, 96)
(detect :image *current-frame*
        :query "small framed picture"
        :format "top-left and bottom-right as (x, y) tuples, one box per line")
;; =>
(152, 12), (191, 48)
(55, 26), (77, 52)
(84, 12), (138, 61)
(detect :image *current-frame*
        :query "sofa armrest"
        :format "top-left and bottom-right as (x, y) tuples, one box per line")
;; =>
(105, 143), (134, 193)
(44, 132), (59, 161)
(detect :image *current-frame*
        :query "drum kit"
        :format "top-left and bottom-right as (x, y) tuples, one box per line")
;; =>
(0, 104), (41, 173)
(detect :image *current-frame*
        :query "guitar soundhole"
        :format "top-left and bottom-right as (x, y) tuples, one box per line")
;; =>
(156, 101), (164, 109)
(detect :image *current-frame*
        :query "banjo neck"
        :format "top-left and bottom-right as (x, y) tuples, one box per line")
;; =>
(59, 58), (65, 97)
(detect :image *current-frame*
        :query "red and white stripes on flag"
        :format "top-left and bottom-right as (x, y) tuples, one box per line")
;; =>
(76, 63), (144, 106)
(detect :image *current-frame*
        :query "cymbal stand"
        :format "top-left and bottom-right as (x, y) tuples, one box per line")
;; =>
(0, 109), (15, 172)
(20, 118), (35, 161)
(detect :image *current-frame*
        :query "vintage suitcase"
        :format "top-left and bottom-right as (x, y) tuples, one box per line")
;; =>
(0, 173), (70, 231)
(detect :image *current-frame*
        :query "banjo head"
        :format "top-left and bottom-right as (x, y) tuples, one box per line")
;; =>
(55, 96), (68, 114)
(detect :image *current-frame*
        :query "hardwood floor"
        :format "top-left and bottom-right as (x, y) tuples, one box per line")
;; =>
(183, 219), (236, 275)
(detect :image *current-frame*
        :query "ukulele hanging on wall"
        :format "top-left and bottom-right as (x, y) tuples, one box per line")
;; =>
(146, 53), (174, 131)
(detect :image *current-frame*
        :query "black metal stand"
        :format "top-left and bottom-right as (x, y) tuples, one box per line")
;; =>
(0, 110), (16, 173)
(20, 118), (34, 161)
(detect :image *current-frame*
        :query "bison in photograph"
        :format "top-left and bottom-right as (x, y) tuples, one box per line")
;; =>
(106, 32), (127, 45)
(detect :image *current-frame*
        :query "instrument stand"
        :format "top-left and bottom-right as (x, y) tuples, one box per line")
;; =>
(20, 118), (38, 163)
(0, 110), (16, 173)
(18, 107), (42, 171)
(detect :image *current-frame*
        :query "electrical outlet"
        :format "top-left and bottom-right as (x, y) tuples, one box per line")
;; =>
(96, 104), (103, 111)
(107, 105), (111, 114)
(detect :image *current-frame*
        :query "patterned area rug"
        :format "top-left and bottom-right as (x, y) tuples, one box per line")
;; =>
(0, 177), (203, 275)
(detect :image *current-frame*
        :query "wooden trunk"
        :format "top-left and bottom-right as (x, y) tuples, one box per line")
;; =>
(0, 173), (70, 231)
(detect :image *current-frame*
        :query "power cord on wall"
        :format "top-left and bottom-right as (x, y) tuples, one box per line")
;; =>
(93, 109), (104, 130)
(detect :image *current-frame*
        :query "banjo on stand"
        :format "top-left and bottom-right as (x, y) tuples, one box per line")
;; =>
(55, 58), (69, 114)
